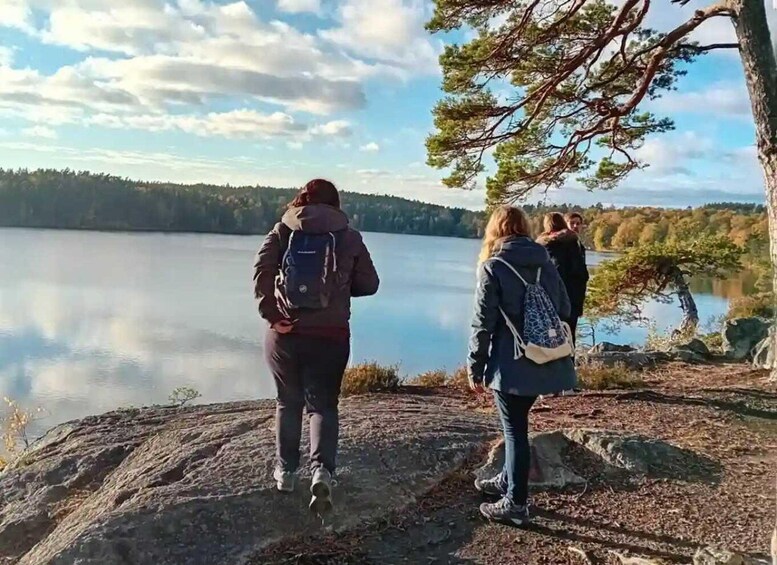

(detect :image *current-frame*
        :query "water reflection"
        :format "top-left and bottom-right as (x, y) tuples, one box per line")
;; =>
(0, 229), (744, 430)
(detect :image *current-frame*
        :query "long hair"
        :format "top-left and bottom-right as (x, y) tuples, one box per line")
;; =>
(543, 212), (568, 233)
(479, 205), (532, 263)
(288, 179), (340, 209)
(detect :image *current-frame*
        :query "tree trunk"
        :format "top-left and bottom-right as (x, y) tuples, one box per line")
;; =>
(671, 268), (699, 336)
(732, 2), (777, 558)
(732, 0), (777, 381)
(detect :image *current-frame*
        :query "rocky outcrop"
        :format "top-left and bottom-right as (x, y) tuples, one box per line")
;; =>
(723, 317), (770, 361)
(671, 338), (711, 362)
(590, 342), (637, 354)
(0, 394), (496, 565)
(584, 351), (671, 370)
(751, 327), (775, 370)
(475, 429), (720, 488)
(693, 546), (770, 565)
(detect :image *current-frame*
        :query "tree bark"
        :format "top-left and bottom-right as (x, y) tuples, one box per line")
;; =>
(671, 268), (699, 335)
(732, 3), (777, 556)
(732, 0), (777, 381)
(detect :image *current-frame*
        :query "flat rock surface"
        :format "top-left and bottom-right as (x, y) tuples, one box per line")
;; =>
(0, 392), (497, 565)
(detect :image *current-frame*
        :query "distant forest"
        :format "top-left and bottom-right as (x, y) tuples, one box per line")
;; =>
(0, 169), (768, 256)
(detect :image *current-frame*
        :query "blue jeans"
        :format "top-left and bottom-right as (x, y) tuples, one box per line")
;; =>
(493, 391), (537, 506)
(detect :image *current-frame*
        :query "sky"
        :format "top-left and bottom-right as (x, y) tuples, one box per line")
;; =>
(0, 0), (775, 210)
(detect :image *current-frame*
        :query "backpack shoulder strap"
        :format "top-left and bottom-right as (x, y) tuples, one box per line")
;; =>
(490, 257), (530, 286)
(277, 224), (292, 269)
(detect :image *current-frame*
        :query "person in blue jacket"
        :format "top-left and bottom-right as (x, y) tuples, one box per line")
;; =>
(468, 205), (577, 526)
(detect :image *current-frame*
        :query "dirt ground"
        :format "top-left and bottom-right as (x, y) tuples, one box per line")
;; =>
(253, 363), (776, 565)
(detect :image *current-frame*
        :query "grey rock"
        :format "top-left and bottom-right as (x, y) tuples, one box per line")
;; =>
(693, 546), (770, 565)
(669, 348), (707, 364)
(0, 395), (496, 565)
(475, 432), (586, 490)
(722, 317), (770, 361)
(673, 338), (711, 358)
(589, 342), (637, 354)
(476, 429), (719, 488)
(609, 551), (669, 565)
(564, 429), (721, 481)
(752, 327), (775, 370)
(585, 351), (671, 370)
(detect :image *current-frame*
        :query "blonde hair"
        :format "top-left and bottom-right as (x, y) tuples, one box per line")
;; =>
(479, 205), (532, 263)
(543, 212), (568, 233)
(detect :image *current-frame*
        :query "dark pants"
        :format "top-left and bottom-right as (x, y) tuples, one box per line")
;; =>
(565, 316), (579, 347)
(493, 392), (537, 506)
(265, 331), (350, 474)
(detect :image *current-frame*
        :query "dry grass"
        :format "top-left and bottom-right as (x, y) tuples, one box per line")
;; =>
(408, 370), (448, 387)
(577, 361), (645, 391)
(342, 362), (400, 397)
(407, 366), (471, 391)
(727, 292), (774, 320)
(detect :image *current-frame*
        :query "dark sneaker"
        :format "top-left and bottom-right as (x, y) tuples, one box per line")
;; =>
(474, 475), (506, 497)
(309, 468), (333, 515)
(273, 468), (295, 493)
(479, 497), (531, 526)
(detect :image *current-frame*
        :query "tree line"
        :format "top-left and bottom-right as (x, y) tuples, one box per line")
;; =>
(0, 169), (768, 258)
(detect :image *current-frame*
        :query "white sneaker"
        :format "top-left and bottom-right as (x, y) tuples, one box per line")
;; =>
(309, 468), (333, 515)
(273, 468), (295, 493)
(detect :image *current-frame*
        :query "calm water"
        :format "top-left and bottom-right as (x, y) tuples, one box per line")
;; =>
(0, 229), (751, 430)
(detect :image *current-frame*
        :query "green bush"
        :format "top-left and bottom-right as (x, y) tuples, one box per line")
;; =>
(342, 363), (400, 397)
(578, 362), (644, 390)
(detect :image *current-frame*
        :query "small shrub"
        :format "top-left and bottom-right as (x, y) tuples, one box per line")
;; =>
(727, 292), (775, 320)
(342, 362), (400, 397)
(578, 362), (644, 391)
(1, 397), (47, 468)
(169, 387), (202, 407)
(408, 370), (448, 387)
(447, 366), (471, 390)
(699, 332), (723, 352)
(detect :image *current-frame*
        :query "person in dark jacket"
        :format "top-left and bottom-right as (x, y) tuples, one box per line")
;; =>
(536, 212), (588, 344)
(253, 179), (379, 514)
(469, 205), (576, 526)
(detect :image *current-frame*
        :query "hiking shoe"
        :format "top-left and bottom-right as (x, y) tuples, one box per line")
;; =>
(474, 475), (507, 497)
(479, 497), (531, 526)
(273, 468), (295, 493)
(309, 468), (333, 515)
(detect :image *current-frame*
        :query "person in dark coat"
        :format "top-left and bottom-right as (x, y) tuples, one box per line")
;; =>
(536, 212), (588, 344)
(468, 205), (577, 526)
(253, 179), (379, 514)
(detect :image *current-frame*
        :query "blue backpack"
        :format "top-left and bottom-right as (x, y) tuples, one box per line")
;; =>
(280, 230), (341, 309)
(491, 257), (573, 364)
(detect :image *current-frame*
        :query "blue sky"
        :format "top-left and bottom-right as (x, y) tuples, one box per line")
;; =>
(0, 0), (775, 210)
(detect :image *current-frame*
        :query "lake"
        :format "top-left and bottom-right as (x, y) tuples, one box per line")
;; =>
(0, 228), (753, 431)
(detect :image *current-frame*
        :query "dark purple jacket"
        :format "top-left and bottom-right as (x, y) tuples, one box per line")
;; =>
(253, 204), (379, 330)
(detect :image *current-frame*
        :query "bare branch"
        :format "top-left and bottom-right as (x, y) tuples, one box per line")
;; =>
(678, 42), (740, 52)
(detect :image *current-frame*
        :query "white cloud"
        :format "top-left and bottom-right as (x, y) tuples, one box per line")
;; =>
(286, 141), (304, 150)
(0, 0), (33, 32)
(309, 120), (353, 137)
(22, 125), (58, 139)
(651, 81), (752, 118)
(360, 141), (380, 152)
(357, 168), (391, 176)
(321, 0), (441, 75)
(0, 46), (13, 66)
(0, 0), (431, 130)
(277, 0), (320, 14)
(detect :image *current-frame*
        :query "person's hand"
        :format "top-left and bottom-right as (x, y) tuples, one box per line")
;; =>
(271, 320), (294, 334)
(468, 377), (486, 394)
